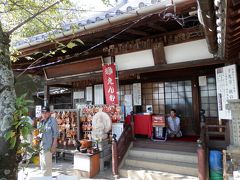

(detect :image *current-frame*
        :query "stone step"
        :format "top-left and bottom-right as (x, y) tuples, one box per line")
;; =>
(125, 156), (198, 176)
(119, 166), (198, 180)
(129, 147), (197, 164)
(133, 141), (197, 153)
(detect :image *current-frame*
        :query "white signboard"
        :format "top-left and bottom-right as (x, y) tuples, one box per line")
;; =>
(73, 91), (84, 99)
(112, 123), (124, 140)
(35, 105), (42, 118)
(198, 76), (207, 86)
(216, 64), (239, 120)
(94, 84), (104, 105)
(86, 86), (93, 101)
(133, 83), (142, 105)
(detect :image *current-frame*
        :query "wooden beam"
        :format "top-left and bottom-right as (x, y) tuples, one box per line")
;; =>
(119, 58), (224, 76)
(152, 42), (166, 65)
(197, 0), (218, 54)
(226, 41), (240, 49)
(232, 0), (240, 7)
(228, 34), (240, 43)
(228, 25), (240, 34)
(229, 19), (240, 29)
(229, 31), (240, 40)
(125, 29), (149, 36)
(225, 50), (240, 59)
(49, 84), (73, 88)
(46, 58), (224, 85)
(148, 23), (167, 32)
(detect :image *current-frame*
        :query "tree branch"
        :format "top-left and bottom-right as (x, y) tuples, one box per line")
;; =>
(8, 0), (53, 32)
(8, 0), (61, 35)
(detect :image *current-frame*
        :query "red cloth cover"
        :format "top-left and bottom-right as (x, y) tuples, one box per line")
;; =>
(134, 115), (152, 138)
(125, 115), (152, 138)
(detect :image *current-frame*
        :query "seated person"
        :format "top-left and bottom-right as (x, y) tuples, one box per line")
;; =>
(167, 109), (182, 138)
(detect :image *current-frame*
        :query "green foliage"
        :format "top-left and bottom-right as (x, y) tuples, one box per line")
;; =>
(4, 93), (34, 150)
(1, 0), (73, 38)
(4, 93), (42, 170)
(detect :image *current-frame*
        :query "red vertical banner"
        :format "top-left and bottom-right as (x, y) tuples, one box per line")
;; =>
(102, 64), (118, 105)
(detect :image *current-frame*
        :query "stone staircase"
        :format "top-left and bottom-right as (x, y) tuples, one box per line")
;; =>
(119, 146), (199, 180)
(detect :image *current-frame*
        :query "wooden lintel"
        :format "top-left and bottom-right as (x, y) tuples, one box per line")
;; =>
(118, 58), (224, 76)
(46, 72), (102, 85)
(46, 58), (224, 85)
(125, 29), (149, 36)
(48, 84), (73, 88)
(152, 42), (166, 65)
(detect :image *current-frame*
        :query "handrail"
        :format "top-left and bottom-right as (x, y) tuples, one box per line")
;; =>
(112, 123), (133, 177)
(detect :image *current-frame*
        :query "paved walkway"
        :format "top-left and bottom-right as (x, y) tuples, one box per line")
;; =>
(18, 159), (123, 180)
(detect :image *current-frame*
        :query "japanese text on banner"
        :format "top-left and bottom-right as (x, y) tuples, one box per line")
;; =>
(102, 64), (118, 105)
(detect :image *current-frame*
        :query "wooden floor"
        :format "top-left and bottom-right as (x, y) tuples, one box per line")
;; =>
(133, 138), (197, 153)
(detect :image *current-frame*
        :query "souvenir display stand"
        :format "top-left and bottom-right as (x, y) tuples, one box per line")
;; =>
(74, 151), (100, 178)
(52, 109), (79, 157)
(79, 105), (121, 171)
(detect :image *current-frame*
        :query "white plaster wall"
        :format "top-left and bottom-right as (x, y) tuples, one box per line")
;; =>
(115, 49), (154, 71)
(164, 39), (213, 64)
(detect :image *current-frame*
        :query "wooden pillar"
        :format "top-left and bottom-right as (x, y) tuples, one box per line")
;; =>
(44, 83), (50, 107)
(152, 42), (166, 65)
(192, 77), (201, 134)
(112, 134), (119, 178)
(130, 111), (135, 140)
(111, 55), (115, 63)
(197, 140), (207, 180)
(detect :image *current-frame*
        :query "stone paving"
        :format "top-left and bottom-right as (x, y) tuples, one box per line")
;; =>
(18, 159), (123, 180)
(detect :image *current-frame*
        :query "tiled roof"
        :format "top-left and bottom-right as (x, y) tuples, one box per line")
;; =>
(13, 0), (164, 49)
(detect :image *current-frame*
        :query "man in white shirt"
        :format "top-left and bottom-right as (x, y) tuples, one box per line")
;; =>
(167, 109), (182, 138)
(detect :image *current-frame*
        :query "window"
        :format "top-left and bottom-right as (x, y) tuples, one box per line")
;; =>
(119, 84), (133, 105)
(200, 77), (218, 117)
(142, 82), (165, 114)
(164, 80), (193, 118)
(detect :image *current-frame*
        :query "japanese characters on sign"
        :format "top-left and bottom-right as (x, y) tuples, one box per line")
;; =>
(102, 64), (118, 105)
(216, 64), (239, 120)
(133, 83), (142, 105)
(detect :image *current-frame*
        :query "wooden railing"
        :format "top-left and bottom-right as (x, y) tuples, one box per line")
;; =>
(205, 120), (230, 149)
(112, 123), (133, 177)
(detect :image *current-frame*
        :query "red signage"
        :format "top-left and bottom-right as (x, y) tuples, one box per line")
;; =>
(102, 64), (118, 105)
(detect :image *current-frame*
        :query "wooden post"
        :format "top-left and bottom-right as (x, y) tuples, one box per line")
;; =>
(44, 83), (49, 107)
(197, 140), (207, 180)
(112, 134), (119, 178)
(130, 111), (135, 140)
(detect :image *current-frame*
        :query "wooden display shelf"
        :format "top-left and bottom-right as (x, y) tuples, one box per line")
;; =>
(74, 152), (100, 178)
